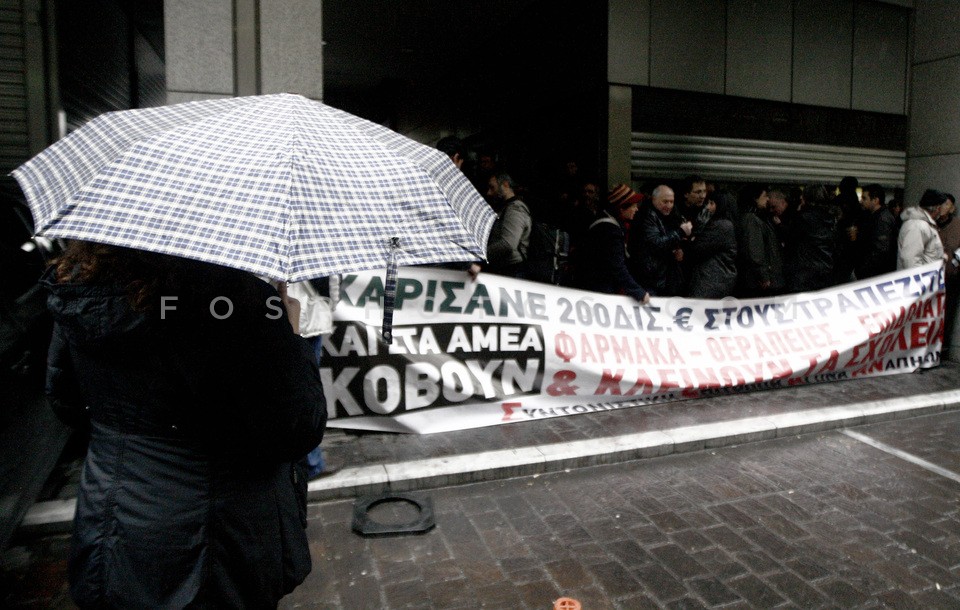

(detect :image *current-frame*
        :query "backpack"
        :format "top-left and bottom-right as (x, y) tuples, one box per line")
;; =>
(524, 220), (570, 284)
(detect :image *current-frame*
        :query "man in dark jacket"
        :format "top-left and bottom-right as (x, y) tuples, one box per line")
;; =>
(834, 175), (862, 284)
(854, 184), (897, 280)
(735, 184), (784, 297)
(768, 189), (794, 249)
(783, 184), (841, 293)
(678, 175), (709, 232)
(628, 184), (692, 296)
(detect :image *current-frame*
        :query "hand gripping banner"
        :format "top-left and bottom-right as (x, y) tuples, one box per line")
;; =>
(320, 262), (945, 434)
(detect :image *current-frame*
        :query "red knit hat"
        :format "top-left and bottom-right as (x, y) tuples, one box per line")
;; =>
(607, 183), (643, 209)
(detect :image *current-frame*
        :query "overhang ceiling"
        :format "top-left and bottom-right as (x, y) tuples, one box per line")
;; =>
(322, 0), (539, 93)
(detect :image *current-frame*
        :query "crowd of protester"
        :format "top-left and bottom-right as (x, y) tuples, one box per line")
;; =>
(436, 137), (958, 305)
(600, 177), (955, 301)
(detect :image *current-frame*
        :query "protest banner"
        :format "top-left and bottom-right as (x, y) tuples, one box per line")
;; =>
(321, 262), (944, 434)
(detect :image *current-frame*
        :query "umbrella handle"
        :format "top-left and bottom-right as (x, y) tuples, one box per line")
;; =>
(381, 237), (400, 344)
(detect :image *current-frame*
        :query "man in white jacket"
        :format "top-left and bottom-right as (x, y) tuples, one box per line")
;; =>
(898, 189), (948, 270)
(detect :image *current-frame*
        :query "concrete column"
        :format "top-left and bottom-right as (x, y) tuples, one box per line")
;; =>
(164, 0), (233, 103)
(164, 0), (323, 104)
(260, 0), (323, 99)
(23, 0), (55, 153)
(906, 1), (960, 361)
(905, 1), (960, 206)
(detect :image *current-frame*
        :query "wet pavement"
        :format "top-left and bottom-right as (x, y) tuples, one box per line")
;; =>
(3, 364), (960, 608)
(282, 410), (960, 609)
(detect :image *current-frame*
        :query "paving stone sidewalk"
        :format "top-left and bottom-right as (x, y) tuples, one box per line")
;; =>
(288, 410), (960, 609)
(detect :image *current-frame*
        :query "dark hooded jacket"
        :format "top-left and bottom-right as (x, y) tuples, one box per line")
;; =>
(43, 261), (326, 609)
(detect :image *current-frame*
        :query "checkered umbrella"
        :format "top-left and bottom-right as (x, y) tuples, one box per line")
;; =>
(12, 93), (495, 342)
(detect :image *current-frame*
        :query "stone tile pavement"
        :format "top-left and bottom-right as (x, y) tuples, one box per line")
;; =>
(286, 410), (960, 609)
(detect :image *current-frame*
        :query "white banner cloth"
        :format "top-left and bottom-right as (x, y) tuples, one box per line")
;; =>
(322, 263), (944, 434)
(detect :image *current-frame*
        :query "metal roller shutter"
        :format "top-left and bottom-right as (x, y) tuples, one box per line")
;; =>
(631, 132), (906, 188)
(0, 1), (29, 174)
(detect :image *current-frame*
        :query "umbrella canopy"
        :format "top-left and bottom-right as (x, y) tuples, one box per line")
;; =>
(14, 93), (494, 280)
(12, 93), (495, 341)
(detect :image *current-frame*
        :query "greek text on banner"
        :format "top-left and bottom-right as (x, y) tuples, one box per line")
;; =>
(320, 263), (944, 434)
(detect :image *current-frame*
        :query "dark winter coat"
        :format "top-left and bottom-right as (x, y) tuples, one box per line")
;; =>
(940, 215), (960, 280)
(43, 263), (326, 609)
(628, 204), (685, 296)
(571, 213), (648, 301)
(687, 218), (738, 299)
(854, 206), (898, 280)
(784, 205), (840, 293)
(735, 210), (784, 297)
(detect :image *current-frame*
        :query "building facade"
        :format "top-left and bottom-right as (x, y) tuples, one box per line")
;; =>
(7, 1), (958, 205)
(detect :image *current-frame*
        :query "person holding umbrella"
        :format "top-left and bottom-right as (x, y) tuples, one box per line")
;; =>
(13, 94), (496, 345)
(43, 240), (326, 607)
(14, 94), (497, 607)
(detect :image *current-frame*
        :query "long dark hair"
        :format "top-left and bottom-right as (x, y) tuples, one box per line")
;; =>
(707, 190), (736, 224)
(52, 241), (172, 311)
(737, 183), (767, 214)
